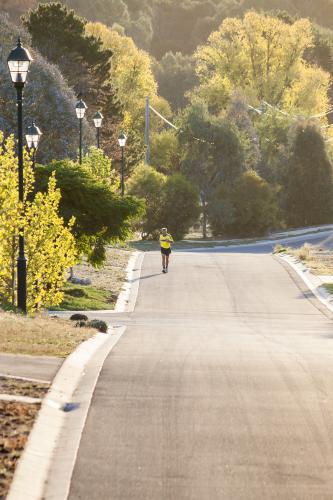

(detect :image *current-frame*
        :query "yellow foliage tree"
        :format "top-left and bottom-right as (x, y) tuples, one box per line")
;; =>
(85, 22), (171, 134)
(0, 133), (77, 312)
(194, 12), (330, 117)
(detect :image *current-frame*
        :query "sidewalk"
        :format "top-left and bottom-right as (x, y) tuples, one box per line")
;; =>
(0, 353), (63, 382)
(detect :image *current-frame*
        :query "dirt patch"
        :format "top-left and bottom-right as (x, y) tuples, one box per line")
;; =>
(0, 377), (49, 399)
(0, 400), (40, 499)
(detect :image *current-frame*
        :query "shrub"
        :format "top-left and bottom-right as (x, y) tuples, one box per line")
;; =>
(285, 122), (333, 227)
(160, 174), (200, 240)
(70, 313), (88, 322)
(66, 288), (87, 298)
(209, 171), (280, 237)
(128, 165), (200, 239)
(88, 319), (108, 333)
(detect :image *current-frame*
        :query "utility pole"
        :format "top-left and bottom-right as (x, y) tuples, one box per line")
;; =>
(145, 96), (150, 164)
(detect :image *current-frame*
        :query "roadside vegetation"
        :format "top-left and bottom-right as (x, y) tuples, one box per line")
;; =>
(274, 243), (333, 276)
(0, 313), (96, 357)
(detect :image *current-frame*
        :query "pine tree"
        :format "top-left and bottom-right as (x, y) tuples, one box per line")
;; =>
(285, 122), (333, 227)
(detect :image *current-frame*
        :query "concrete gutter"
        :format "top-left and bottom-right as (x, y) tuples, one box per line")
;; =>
(7, 251), (144, 500)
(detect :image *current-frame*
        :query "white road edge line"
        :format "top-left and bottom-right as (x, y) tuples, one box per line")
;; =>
(7, 250), (144, 500)
(277, 253), (333, 314)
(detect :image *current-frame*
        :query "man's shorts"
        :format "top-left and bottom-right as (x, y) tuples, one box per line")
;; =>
(161, 247), (171, 256)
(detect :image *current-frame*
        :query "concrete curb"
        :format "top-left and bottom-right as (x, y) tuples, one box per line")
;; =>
(277, 252), (333, 314)
(7, 251), (144, 500)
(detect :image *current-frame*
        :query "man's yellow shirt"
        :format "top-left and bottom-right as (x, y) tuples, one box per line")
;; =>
(160, 233), (174, 249)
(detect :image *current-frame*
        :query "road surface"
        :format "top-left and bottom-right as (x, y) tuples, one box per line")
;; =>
(69, 247), (333, 500)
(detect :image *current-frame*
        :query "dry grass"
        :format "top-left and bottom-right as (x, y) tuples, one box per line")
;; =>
(72, 247), (131, 293)
(0, 312), (97, 357)
(278, 244), (333, 276)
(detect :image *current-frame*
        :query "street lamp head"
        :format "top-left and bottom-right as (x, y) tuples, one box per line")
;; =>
(7, 38), (33, 85)
(118, 132), (127, 148)
(75, 98), (87, 119)
(26, 121), (42, 150)
(93, 111), (103, 128)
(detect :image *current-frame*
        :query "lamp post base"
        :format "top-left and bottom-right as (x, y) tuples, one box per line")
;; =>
(17, 254), (27, 313)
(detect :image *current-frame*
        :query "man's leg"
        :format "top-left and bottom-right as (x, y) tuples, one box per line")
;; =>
(166, 254), (170, 270)
(162, 253), (166, 270)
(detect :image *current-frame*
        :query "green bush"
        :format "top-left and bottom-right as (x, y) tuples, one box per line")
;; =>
(88, 319), (108, 333)
(285, 122), (333, 227)
(209, 170), (280, 237)
(128, 165), (199, 239)
(160, 174), (200, 240)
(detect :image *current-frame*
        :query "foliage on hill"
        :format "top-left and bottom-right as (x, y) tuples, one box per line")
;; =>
(8, 0), (333, 59)
(0, 13), (94, 163)
(22, 3), (122, 158)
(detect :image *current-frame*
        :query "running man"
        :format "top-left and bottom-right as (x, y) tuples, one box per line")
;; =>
(160, 228), (174, 273)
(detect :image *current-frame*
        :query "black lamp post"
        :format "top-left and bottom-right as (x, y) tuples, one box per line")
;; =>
(7, 38), (33, 314)
(93, 111), (103, 149)
(118, 133), (127, 196)
(75, 96), (87, 164)
(26, 121), (42, 169)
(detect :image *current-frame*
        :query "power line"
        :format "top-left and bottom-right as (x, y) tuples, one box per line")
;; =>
(148, 104), (215, 146)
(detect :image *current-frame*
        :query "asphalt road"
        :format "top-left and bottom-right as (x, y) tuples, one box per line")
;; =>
(69, 247), (333, 500)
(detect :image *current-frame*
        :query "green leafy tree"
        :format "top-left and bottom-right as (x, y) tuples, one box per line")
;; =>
(160, 174), (200, 240)
(35, 160), (143, 265)
(23, 2), (122, 158)
(127, 163), (165, 237)
(128, 164), (199, 239)
(82, 147), (119, 188)
(285, 122), (333, 227)
(150, 129), (180, 175)
(208, 170), (280, 237)
(179, 101), (245, 194)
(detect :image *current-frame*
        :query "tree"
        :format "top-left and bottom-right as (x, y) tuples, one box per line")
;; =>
(208, 171), (280, 237)
(194, 12), (330, 116)
(23, 3), (122, 158)
(82, 147), (119, 188)
(160, 174), (200, 240)
(85, 22), (165, 168)
(0, 14), (94, 163)
(179, 101), (245, 193)
(127, 163), (165, 237)
(127, 164), (199, 239)
(0, 134), (76, 312)
(285, 122), (333, 227)
(153, 52), (198, 110)
(150, 129), (180, 174)
(226, 91), (261, 172)
(35, 159), (143, 265)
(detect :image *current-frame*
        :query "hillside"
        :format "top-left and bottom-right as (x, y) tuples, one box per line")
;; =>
(2, 0), (333, 58)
